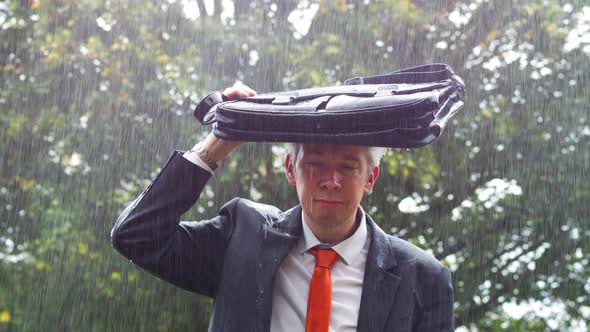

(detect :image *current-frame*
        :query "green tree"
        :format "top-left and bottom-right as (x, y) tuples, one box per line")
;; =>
(1, 0), (588, 330)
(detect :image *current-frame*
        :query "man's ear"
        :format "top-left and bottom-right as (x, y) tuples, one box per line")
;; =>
(285, 154), (296, 185)
(364, 166), (380, 194)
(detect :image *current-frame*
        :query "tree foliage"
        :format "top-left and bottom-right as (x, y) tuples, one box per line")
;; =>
(1, 0), (588, 330)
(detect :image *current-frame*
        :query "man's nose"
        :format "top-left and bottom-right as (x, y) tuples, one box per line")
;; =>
(319, 168), (342, 190)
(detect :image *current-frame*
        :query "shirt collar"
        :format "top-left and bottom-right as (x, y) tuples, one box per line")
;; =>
(298, 207), (368, 266)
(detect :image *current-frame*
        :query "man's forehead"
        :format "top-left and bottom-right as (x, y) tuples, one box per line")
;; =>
(300, 144), (368, 159)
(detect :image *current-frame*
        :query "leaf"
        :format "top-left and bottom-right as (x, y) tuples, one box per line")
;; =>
(78, 242), (88, 255)
(309, 69), (321, 85)
(399, 0), (411, 10)
(157, 54), (170, 63)
(14, 176), (36, 192)
(324, 45), (339, 56)
(0, 310), (10, 322)
(128, 272), (137, 282)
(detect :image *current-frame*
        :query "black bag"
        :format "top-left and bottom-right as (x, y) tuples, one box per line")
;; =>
(194, 63), (465, 148)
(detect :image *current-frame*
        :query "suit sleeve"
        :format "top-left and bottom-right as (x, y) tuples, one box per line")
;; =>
(413, 265), (454, 331)
(111, 151), (237, 297)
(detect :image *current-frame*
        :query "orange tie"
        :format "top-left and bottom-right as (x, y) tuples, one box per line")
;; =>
(305, 247), (339, 332)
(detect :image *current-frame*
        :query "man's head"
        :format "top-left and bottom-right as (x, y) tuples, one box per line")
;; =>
(285, 143), (387, 170)
(284, 143), (386, 238)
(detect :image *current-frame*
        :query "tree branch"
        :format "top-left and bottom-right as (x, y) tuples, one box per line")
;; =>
(213, 0), (222, 17)
(196, 0), (207, 17)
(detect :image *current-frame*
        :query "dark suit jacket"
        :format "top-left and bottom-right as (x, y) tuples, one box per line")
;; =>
(111, 151), (453, 331)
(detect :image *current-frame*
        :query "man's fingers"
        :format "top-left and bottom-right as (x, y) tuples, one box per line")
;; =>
(222, 85), (257, 100)
(242, 85), (257, 96)
(222, 87), (238, 98)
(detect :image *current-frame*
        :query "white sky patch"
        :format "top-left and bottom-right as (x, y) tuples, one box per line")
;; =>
(499, 242), (550, 275)
(182, 0), (315, 37)
(250, 185), (262, 201)
(447, 0), (485, 29)
(448, 9), (471, 28)
(248, 49), (259, 66)
(451, 178), (521, 221)
(0, 2), (7, 26)
(96, 13), (116, 32)
(443, 253), (460, 272)
(435, 41), (448, 49)
(271, 144), (287, 170)
(482, 56), (502, 71)
(475, 178), (522, 208)
(503, 300), (589, 331)
(564, 6), (590, 54)
(79, 114), (89, 129)
(183, 1), (199, 19)
(63, 152), (91, 176)
(502, 49), (523, 64)
(183, 0), (234, 22)
(69, 152), (83, 167)
(204, 0), (214, 15)
(288, 1), (320, 39)
(0, 237), (32, 263)
(398, 193), (430, 214)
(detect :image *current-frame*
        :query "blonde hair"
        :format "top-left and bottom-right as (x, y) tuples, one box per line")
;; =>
(285, 143), (387, 169)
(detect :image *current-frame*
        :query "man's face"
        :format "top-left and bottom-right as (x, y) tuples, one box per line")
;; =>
(285, 144), (379, 228)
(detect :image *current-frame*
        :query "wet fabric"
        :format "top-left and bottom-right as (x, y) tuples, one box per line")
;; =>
(111, 151), (455, 331)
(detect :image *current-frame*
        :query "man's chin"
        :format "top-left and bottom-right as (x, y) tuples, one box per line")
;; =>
(309, 213), (344, 227)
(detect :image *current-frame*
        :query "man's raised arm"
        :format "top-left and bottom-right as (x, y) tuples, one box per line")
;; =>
(111, 84), (256, 296)
(182, 84), (256, 171)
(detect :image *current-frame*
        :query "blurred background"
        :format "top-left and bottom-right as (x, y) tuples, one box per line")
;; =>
(1, 0), (589, 331)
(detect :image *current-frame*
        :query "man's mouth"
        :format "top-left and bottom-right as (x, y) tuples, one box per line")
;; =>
(315, 199), (343, 206)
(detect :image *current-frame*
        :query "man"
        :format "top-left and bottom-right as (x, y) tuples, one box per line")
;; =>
(111, 85), (454, 331)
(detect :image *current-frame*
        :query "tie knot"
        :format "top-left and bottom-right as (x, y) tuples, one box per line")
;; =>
(308, 247), (339, 269)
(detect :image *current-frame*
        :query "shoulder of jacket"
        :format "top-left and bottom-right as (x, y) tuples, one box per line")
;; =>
(225, 197), (283, 225)
(386, 234), (447, 273)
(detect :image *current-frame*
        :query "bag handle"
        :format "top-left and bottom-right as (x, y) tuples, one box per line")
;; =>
(194, 91), (229, 124)
(344, 63), (454, 85)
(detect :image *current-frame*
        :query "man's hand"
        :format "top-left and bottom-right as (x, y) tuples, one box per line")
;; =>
(223, 83), (257, 100)
(198, 83), (257, 163)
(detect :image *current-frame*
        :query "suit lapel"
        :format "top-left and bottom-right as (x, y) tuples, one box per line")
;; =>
(255, 205), (303, 332)
(357, 215), (401, 332)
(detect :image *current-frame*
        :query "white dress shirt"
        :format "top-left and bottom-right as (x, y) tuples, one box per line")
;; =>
(182, 151), (369, 331)
(183, 146), (217, 173)
(270, 211), (369, 332)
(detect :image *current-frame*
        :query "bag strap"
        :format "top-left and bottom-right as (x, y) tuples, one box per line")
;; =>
(194, 91), (228, 124)
(344, 63), (454, 85)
